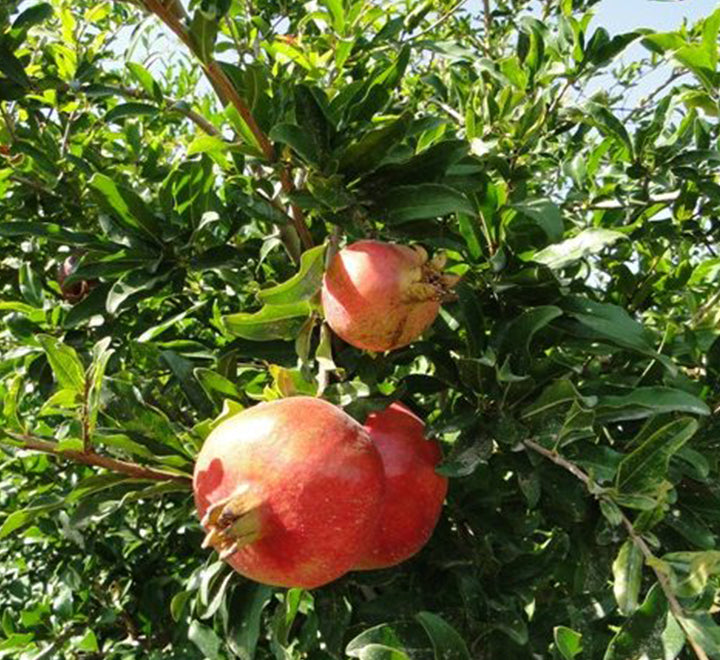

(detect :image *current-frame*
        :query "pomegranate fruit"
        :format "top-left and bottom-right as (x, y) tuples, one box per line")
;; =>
(57, 254), (97, 303)
(321, 240), (459, 352)
(193, 397), (385, 589)
(355, 402), (447, 570)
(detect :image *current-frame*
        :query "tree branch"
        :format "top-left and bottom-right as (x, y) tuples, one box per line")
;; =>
(128, 0), (313, 251)
(3, 431), (191, 484)
(482, 0), (492, 54)
(524, 438), (710, 660)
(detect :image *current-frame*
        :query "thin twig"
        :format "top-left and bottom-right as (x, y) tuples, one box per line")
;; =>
(0, 103), (16, 142)
(168, 102), (221, 136)
(482, 0), (491, 54)
(9, 174), (60, 197)
(524, 439), (709, 660)
(81, 378), (91, 453)
(566, 191), (680, 212)
(3, 431), (191, 484)
(402, 0), (468, 43)
(60, 109), (77, 156)
(126, 0), (313, 251)
(692, 289), (720, 327)
(548, 78), (574, 117)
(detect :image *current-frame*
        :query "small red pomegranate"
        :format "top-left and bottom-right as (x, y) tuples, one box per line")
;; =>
(57, 254), (97, 303)
(193, 397), (385, 589)
(321, 240), (459, 352)
(355, 402), (447, 570)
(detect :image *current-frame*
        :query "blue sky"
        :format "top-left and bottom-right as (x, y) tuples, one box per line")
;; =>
(586, 1), (718, 106)
(593, 0), (716, 33)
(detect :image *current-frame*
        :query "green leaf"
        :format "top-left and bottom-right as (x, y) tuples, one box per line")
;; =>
(664, 551), (720, 598)
(89, 173), (161, 242)
(161, 350), (213, 416)
(87, 337), (114, 433)
(377, 184), (474, 224)
(498, 306), (562, 357)
(270, 122), (321, 164)
(613, 540), (644, 616)
(189, 8), (219, 61)
(0, 500), (64, 538)
(554, 626), (583, 659)
(223, 301), (312, 341)
(186, 134), (229, 156)
(319, 0), (345, 32)
(533, 228), (626, 269)
(339, 113), (411, 179)
(126, 62), (163, 103)
(603, 584), (670, 660)
(561, 296), (666, 362)
(11, 3), (54, 33)
(294, 84), (334, 159)
(415, 612), (471, 660)
(511, 199), (564, 242)
(37, 334), (86, 393)
(195, 368), (243, 400)
(616, 418), (699, 495)
(225, 105), (264, 155)
(678, 613), (720, 657)
(225, 583), (274, 660)
(346, 622), (429, 659)
(586, 102), (633, 156)
(19, 262), (44, 308)
(188, 620), (222, 660)
(105, 102), (159, 123)
(258, 244), (326, 305)
(0, 43), (31, 88)
(597, 388), (710, 421)
(74, 629), (98, 652)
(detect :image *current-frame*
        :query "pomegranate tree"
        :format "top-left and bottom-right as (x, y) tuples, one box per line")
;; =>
(321, 240), (459, 352)
(355, 402), (448, 570)
(193, 397), (385, 589)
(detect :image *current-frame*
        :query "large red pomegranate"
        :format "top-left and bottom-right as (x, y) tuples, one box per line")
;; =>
(193, 397), (385, 589)
(321, 240), (459, 352)
(355, 402), (448, 570)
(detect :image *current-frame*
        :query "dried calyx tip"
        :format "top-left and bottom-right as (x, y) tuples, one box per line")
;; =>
(407, 249), (461, 303)
(200, 484), (264, 560)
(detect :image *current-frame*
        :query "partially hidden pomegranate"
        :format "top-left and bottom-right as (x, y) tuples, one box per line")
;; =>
(355, 402), (448, 570)
(57, 254), (97, 303)
(321, 240), (459, 352)
(193, 397), (385, 589)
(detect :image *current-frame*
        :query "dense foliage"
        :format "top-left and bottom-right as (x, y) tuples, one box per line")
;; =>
(2, 0), (720, 657)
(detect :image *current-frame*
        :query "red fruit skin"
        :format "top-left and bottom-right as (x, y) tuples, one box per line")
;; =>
(193, 397), (385, 589)
(321, 240), (440, 352)
(355, 402), (448, 570)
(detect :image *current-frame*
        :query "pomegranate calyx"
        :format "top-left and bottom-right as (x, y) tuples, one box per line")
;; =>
(200, 484), (264, 560)
(403, 250), (460, 303)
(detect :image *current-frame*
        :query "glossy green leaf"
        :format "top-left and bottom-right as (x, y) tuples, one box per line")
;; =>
(188, 620), (222, 660)
(105, 102), (159, 123)
(510, 199), (564, 242)
(37, 334), (85, 393)
(223, 301), (312, 341)
(554, 626), (583, 659)
(258, 244), (326, 305)
(339, 113), (411, 178)
(616, 418), (698, 495)
(613, 540), (644, 615)
(533, 228), (626, 269)
(415, 611), (471, 660)
(603, 584), (670, 660)
(377, 183), (474, 223)
(89, 173), (161, 242)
